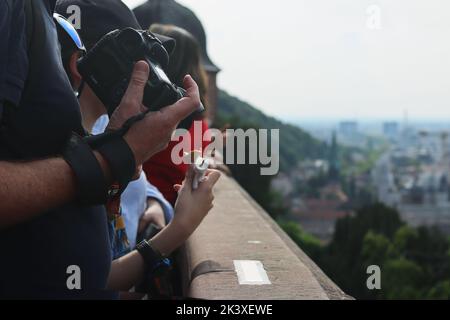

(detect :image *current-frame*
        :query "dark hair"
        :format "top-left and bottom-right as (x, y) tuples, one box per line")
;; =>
(149, 24), (209, 111)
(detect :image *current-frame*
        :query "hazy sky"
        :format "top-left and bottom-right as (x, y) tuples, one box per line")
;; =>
(123, 0), (450, 122)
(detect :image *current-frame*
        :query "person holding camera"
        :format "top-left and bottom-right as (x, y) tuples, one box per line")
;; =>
(0, 0), (220, 299)
(55, 0), (174, 257)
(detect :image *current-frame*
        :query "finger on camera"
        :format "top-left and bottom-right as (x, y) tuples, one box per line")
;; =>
(122, 61), (150, 109)
(159, 98), (199, 127)
(156, 75), (200, 124)
(183, 75), (200, 96)
(181, 76), (201, 108)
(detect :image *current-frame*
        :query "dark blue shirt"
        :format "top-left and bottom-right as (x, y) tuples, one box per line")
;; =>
(0, 2), (8, 111)
(0, 0), (114, 299)
(0, 0), (28, 115)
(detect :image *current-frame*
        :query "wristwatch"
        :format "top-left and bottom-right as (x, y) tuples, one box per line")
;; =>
(136, 240), (171, 276)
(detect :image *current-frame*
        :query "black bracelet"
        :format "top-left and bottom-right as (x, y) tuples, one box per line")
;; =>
(136, 240), (166, 271)
(62, 133), (109, 205)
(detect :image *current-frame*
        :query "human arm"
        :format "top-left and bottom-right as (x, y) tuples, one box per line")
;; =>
(0, 152), (113, 228)
(0, 61), (199, 228)
(138, 200), (166, 232)
(138, 181), (174, 232)
(107, 167), (221, 291)
(0, 158), (77, 228)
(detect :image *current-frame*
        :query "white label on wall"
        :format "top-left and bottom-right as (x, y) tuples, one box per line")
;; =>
(233, 260), (271, 285)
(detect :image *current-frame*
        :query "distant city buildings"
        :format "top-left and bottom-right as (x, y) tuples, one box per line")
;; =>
(275, 120), (450, 241)
(337, 121), (368, 147)
(373, 128), (450, 235)
(339, 121), (358, 137)
(383, 122), (399, 140)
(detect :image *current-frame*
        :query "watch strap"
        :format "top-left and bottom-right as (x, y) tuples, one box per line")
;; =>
(136, 240), (170, 274)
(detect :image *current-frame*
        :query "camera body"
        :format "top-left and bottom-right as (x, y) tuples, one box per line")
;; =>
(77, 28), (203, 121)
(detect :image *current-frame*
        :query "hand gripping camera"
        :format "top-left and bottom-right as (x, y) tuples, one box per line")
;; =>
(77, 28), (204, 123)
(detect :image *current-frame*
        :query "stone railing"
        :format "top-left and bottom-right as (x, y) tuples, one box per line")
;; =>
(178, 174), (352, 300)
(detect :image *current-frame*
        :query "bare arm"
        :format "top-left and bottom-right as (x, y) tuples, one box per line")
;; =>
(138, 198), (166, 233)
(107, 220), (187, 291)
(0, 158), (77, 228)
(107, 168), (221, 292)
(0, 152), (111, 229)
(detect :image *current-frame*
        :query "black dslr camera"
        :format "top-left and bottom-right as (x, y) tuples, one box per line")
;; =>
(77, 28), (204, 123)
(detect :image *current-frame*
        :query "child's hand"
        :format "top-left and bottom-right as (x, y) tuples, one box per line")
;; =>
(148, 166), (221, 257)
(172, 166), (221, 237)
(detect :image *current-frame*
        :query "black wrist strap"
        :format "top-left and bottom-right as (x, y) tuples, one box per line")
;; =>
(62, 133), (109, 205)
(136, 240), (165, 269)
(62, 113), (146, 204)
(84, 113), (145, 196)
(96, 136), (136, 195)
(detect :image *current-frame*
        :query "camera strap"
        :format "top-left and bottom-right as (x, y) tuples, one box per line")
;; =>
(62, 133), (110, 205)
(94, 135), (135, 196)
(85, 112), (147, 195)
(63, 130), (136, 205)
(63, 111), (147, 204)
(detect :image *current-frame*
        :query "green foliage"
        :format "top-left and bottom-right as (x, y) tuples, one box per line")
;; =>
(427, 280), (450, 299)
(329, 203), (403, 259)
(382, 258), (424, 299)
(317, 203), (403, 299)
(361, 231), (395, 266)
(316, 203), (450, 299)
(392, 225), (418, 252)
(278, 221), (323, 259)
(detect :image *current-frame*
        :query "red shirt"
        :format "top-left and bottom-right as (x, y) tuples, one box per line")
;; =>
(143, 120), (210, 205)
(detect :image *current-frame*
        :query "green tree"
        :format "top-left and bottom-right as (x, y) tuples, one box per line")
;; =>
(382, 258), (424, 299)
(319, 203), (404, 299)
(427, 280), (450, 299)
(317, 203), (450, 299)
(278, 221), (323, 259)
(392, 225), (418, 252)
(361, 231), (396, 267)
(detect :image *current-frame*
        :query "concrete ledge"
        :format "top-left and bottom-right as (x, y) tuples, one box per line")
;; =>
(179, 175), (352, 300)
